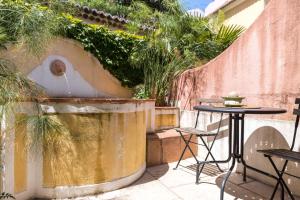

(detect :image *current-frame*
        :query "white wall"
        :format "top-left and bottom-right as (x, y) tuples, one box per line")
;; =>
(28, 55), (112, 98)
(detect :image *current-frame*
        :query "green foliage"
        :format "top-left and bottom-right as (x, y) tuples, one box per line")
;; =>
(0, 55), (68, 200)
(0, 59), (65, 154)
(127, 1), (155, 26)
(76, 0), (131, 16)
(133, 84), (149, 99)
(129, 9), (244, 104)
(160, 0), (183, 14)
(75, 0), (183, 17)
(64, 15), (144, 87)
(33, 0), (76, 14)
(0, 27), (7, 49)
(130, 34), (197, 105)
(0, 2), (70, 193)
(0, 0), (66, 55)
(143, 11), (245, 60)
(25, 114), (71, 153)
(0, 60), (41, 104)
(216, 24), (244, 47)
(74, 0), (183, 35)
(191, 24), (245, 60)
(140, 0), (183, 14)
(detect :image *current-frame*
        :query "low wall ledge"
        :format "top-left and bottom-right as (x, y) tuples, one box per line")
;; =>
(155, 107), (179, 110)
(24, 98), (156, 104)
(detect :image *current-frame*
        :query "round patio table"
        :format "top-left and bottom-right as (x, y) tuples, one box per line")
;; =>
(193, 105), (287, 200)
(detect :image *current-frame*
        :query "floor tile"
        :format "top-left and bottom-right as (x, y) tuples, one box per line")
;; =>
(147, 164), (196, 188)
(241, 181), (300, 200)
(227, 172), (254, 185)
(64, 161), (300, 200)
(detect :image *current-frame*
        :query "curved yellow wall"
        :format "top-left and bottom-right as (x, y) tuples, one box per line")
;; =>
(43, 111), (146, 187)
(10, 99), (155, 199)
(14, 115), (27, 193)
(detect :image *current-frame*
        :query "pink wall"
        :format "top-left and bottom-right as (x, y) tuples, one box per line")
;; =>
(173, 0), (300, 120)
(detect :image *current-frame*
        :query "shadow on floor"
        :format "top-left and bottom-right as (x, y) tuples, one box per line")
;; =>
(184, 163), (224, 177)
(214, 175), (266, 200)
(130, 164), (170, 186)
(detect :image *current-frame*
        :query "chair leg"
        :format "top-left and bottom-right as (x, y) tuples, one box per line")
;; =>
(280, 181), (284, 200)
(267, 157), (295, 200)
(243, 166), (247, 182)
(174, 133), (194, 170)
(196, 162), (200, 184)
(184, 135), (199, 161)
(199, 136), (223, 173)
(270, 179), (281, 200)
(196, 138), (211, 183)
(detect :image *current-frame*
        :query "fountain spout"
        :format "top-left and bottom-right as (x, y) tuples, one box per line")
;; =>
(62, 72), (72, 97)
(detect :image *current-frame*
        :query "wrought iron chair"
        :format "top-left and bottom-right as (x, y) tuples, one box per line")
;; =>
(257, 98), (300, 200)
(174, 98), (226, 183)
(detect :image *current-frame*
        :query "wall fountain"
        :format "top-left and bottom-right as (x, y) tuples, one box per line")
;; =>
(3, 38), (155, 199)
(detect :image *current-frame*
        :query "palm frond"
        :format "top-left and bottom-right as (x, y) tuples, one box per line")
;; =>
(26, 114), (70, 152)
(0, 2), (65, 55)
(0, 27), (8, 49)
(216, 24), (245, 46)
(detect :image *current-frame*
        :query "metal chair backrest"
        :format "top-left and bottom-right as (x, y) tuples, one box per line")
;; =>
(198, 98), (224, 106)
(195, 98), (225, 133)
(291, 98), (300, 150)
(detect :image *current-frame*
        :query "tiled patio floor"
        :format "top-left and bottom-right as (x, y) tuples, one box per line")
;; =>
(76, 160), (300, 200)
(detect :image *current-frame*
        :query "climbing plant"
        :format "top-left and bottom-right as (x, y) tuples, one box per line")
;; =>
(64, 15), (144, 87)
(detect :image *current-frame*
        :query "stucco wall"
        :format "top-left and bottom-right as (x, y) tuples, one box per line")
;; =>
(14, 115), (27, 194)
(42, 112), (146, 187)
(4, 99), (155, 199)
(2, 38), (132, 98)
(174, 0), (300, 195)
(174, 0), (300, 121)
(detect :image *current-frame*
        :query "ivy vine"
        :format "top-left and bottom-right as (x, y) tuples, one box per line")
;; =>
(64, 15), (144, 87)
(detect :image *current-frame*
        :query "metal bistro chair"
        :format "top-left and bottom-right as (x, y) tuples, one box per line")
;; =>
(174, 98), (225, 183)
(258, 98), (300, 200)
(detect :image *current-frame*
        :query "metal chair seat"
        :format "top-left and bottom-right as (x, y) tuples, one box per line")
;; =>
(256, 99), (300, 200)
(174, 128), (218, 137)
(258, 149), (300, 163)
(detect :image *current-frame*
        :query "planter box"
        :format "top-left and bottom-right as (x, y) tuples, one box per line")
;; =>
(155, 107), (180, 131)
(146, 129), (198, 166)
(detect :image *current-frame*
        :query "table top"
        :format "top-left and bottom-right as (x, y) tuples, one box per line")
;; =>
(194, 105), (287, 115)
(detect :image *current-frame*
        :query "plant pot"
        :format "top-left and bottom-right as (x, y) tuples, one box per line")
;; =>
(155, 106), (180, 131)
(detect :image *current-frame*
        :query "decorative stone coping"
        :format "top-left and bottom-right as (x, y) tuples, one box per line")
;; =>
(155, 107), (180, 110)
(35, 98), (156, 104)
(75, 4), (154, 31)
